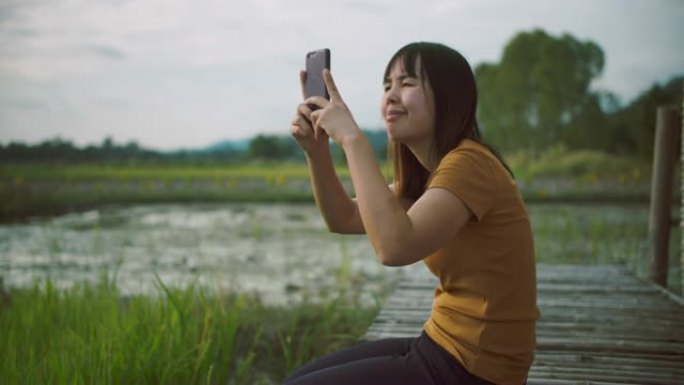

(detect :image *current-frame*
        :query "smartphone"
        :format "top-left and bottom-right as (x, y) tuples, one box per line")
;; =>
(304, 48), (331, 101)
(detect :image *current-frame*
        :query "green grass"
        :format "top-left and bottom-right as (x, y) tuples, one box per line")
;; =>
(1, 148), (650, 185)
(0, 273), (380, 385)
(0, 151), (659, 223)
(0, 163), (353, 222)
(0, 163), (332, 181)
(507, 144), (652, 183)
(530, 203), (649, 265)
(0, 186), (316, 222)
(529, 202), (681, 293)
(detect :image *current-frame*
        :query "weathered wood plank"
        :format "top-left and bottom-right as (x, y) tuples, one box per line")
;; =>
(363, 264), (684, 384)
(533, 351), (684, 371)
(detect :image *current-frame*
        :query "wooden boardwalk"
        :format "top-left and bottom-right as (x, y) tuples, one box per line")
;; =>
(363, 263), (684, 385)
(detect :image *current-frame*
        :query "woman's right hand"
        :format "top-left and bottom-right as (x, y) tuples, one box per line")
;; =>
(290, 70), (329, 157)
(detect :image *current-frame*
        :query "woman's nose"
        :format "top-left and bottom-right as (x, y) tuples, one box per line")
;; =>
(385, 84), (400, 103)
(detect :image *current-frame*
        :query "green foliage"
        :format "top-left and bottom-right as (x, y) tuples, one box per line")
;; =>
(0, 163), (321, 181)
(602, 76), (683, 159)
(248, 135), (299, 160)
(0, 148), (655, 222)
(0, 162), (348, 221)
(507, 144), (649, 182)
(0, 276), (380, 385)
(529, 203), (651, 267)
(0, 129), (391, 167)
(476, 28), (682, 158)
(476, 29), (605, 151)
(0, 137), (168, 164)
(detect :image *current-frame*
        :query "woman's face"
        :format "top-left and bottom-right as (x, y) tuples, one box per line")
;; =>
(381, 58), (435, 146)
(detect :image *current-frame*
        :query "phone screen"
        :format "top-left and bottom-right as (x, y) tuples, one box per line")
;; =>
(304, 49), (331, 100)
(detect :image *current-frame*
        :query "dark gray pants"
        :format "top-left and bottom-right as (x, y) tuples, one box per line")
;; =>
(282, 331), (496, 385)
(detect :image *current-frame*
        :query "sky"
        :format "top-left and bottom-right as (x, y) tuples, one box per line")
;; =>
(0, 0), (682, 151)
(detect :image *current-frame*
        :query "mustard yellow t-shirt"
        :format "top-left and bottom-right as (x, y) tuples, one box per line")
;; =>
(423, 139), (539, 385)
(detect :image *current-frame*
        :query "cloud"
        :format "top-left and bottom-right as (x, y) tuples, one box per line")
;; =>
(86, 44), (126, 60)
(0, 0), (682, 149)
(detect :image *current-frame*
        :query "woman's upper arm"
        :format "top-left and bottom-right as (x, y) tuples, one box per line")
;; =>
(393, 187), (472, 266)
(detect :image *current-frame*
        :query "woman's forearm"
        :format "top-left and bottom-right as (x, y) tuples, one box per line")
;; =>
(306, 146), (364, 234)
(342, 134), (413, 264)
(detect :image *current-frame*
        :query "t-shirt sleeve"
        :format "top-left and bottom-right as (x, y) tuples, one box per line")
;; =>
(428, 147), (496, 221)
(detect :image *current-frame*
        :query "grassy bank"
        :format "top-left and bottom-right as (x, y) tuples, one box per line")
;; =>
(0, 149), (660, 222)
(0, 163), (321, 221)
(0, 274), (380, 385)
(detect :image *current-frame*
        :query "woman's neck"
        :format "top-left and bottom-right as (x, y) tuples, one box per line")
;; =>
(405, 136), (437, 172)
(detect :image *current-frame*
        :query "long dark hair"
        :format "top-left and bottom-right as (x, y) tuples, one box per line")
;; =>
(384, 42), (513, 201)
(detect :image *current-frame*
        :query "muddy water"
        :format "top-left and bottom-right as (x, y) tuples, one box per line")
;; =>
(0, 204), (405, 305)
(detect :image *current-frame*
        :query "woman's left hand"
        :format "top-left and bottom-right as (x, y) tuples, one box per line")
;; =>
(305, 69), (363, 148)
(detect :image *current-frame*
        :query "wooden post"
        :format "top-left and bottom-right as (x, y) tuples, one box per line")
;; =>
(649, 105), (680, 287)
(681, 80), (684, 294)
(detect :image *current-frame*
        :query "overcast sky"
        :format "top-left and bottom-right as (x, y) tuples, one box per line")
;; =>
(1, 0), (682, 150)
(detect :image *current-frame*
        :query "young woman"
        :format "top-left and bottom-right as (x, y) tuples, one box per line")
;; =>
(285, 42), (538, 385)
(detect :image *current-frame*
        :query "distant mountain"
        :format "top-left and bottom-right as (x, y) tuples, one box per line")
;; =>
(201, 129), (388, 157)
(201, 138), (252, 153)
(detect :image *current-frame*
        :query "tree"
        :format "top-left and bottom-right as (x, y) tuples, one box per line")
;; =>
(604, 76), (683, 159)
(475, 29), (605, 152)
(248, 134), (296, 160)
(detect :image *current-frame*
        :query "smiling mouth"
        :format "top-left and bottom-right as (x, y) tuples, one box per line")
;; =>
(385, 112), (405, 122)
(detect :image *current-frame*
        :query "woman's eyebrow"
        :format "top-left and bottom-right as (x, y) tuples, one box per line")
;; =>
(383, 74), (415, 83)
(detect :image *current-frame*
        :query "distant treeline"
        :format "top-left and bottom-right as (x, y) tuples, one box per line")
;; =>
(0, 131), (389, 164)
(1, 29), (681, 164)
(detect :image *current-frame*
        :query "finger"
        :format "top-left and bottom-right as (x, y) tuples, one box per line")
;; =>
(297, 103), (313, 122)
(304, 96), (329, 110)
(311, 110), (322, 141)
(291, 118), (313, 140)
(310, 110), (321, 127)
(299, 70), (307, 100)
(291, 123), (311, 139)
(292, 114), (313, 132)
(323, 69), (342, 103)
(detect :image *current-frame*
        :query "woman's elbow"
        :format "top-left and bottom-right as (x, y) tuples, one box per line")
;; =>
(379, 256), (404, 267)
(323, 218), (346, 234)
(376, 248), (410, 267)
(327, 222), (364, 235)
(328, 225), (350, 234)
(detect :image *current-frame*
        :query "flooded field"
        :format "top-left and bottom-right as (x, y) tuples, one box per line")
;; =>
(0, 202), (671, 302)
(0, 204), (399, 305)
